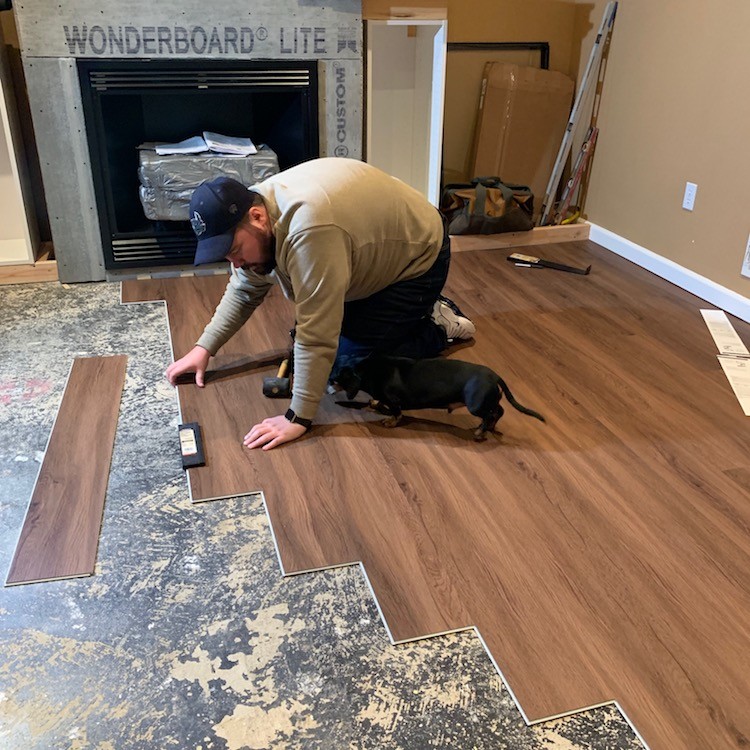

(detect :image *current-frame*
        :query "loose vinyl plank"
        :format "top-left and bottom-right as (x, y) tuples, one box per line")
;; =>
(125, 244), (750, 750)
(6, 355), (127, 585)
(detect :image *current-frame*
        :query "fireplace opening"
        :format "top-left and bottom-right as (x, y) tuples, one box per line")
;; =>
(78, 59), (319, 269)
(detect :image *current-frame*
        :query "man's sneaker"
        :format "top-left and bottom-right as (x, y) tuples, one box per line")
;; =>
(431, 295), (476, 341)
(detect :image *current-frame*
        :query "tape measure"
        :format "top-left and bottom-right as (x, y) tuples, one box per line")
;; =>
(178, 422), (205, 469)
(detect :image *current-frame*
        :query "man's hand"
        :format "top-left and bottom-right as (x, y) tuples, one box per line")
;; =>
(165, 345), (211, 387)
(244, 415), (308, 451)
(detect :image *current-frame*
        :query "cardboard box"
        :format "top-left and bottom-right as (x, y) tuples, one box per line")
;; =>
(470, 63), (574, 219)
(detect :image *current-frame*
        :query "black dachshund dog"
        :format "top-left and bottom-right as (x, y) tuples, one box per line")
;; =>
(337, 354), (545, 441)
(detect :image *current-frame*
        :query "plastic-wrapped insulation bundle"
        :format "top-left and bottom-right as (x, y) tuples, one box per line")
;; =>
(137, 144), (280, 221)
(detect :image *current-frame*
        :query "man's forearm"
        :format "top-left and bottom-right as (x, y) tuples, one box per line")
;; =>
(197, 272), (272, 354)
(288, 339), (338, 421)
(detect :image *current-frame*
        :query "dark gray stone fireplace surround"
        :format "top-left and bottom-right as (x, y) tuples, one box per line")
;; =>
(13, 1), (362, 282)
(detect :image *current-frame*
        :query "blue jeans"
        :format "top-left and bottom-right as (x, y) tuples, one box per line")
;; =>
(330, 220), (451, 380)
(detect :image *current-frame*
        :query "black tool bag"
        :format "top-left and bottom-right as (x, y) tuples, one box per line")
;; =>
(439, 177), (534, 235)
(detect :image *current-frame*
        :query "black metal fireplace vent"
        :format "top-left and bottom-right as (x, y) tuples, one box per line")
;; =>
(79, 59), (319, 270)
(88, 68), (313, 90)
(110, 235), (199, 264)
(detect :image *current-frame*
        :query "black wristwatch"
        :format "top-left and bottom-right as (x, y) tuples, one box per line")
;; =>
(285, 408), (312, 431)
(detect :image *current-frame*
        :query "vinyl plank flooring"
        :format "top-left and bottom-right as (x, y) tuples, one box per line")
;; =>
(6, 355), (127, 585)
(124, 244), (750, 750)
(122, 274), (292, 359)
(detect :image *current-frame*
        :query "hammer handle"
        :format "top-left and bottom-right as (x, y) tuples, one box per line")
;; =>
(277, 359), (290, 379)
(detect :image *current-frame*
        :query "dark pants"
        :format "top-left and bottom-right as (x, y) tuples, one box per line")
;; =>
(330, 219), (451, 380)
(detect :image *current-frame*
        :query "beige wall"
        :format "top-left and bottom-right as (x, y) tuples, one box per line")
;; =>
(445, 0), (579, 184)
(576, 0), (750, 296)
(365, 0), (576, 72)
(446, 1), (577, 75)
(365, 2), (579, 182)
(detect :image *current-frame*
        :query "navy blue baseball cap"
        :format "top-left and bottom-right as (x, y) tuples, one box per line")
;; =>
(189, 177), (254, 265)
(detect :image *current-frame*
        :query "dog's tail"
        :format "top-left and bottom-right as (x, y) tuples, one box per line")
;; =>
(498, 378), (546, 422)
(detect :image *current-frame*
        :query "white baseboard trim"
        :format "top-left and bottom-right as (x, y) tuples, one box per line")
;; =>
(589, 224), (750, 323)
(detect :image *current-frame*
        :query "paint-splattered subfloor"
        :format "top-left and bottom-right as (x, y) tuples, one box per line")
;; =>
(0, 280), (644, 749)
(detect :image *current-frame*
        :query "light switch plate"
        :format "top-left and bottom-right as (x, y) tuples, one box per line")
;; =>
(742, 233), (750, 279)
(682, 182), (697, 211)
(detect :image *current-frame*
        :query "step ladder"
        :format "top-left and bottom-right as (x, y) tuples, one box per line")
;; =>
(538, 1), (618, 226)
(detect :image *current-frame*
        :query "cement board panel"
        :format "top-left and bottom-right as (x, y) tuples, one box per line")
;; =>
(321, 59), (363, 161)
(23, 57), (105, 283)
(14, 0), (362, 61)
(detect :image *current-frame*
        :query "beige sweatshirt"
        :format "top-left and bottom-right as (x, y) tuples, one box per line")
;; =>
(196, 157), (443, 420)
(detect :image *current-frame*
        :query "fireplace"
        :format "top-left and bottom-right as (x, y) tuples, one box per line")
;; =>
(79, 58), (319, 268)
(13, 1), (362, 282)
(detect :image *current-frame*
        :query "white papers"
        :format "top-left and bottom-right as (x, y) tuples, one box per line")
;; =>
(202, 131), (257, 156)
(154, 136), (209, 155)
(717, 356), (750, 416)
(701, 309), (750, 416)
(152, 133), (257, 156)
(700, 309), (750, 356)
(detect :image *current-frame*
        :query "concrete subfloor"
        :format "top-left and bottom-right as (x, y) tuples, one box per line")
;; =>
(0, 280), (644, 749)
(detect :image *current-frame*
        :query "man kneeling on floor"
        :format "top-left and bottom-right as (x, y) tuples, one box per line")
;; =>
(165, 158), (475, 450)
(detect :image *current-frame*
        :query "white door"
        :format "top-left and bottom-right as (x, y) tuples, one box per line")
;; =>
(366, 20), (447, 206)
(0, 40), (35, 266)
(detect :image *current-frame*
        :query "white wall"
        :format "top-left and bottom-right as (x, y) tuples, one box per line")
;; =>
(367, 23), (420, 185)
(0, 23), (33, 264)
(367, 21), (445, 205)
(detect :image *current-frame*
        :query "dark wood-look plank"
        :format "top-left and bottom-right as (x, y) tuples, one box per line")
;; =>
(124, 245), (750, 750)
(6, 355), (127, 585)
(123, 274), (295, 365)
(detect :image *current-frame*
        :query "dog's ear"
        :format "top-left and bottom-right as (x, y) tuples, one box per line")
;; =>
(335, 367), (362, 400)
